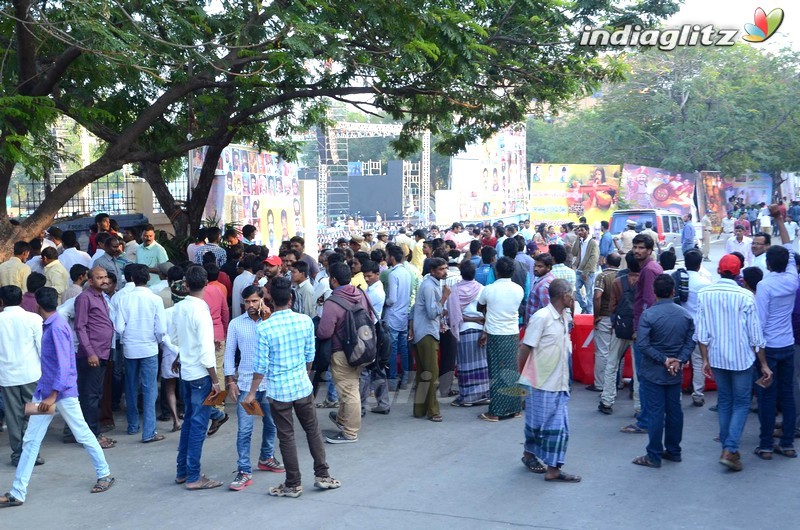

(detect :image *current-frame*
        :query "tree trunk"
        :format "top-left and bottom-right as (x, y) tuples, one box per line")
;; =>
(141, 161), (191, 239)
(186, 143), (227, 237)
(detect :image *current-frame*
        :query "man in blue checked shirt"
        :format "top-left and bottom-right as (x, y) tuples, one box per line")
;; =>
(244, 277), (340, 498)
(224, 285), (284, 492)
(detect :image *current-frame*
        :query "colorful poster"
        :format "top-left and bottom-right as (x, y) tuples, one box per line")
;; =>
(696, 171), (773, 229)
(199, 144), (304, 251)
(529, 164), (621, 225)
(450, 125), (528, 221)
(619, 164), (697, 216)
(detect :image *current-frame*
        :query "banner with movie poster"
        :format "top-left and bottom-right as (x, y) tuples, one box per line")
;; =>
(528, 164), (621, 225)
(449, 125), (528, 221)
(618, 164), (697, 217)
(696, 171), (773, 229)
(197, 145), (304, 252)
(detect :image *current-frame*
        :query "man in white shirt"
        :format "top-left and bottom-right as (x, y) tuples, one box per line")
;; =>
(114, 264), (167, 443)
(290, 261), (316, 319)
(170, 265), (223, 489)
(477, 257), (524, 422)
(718, 211), (736, 241)
(0, 286), (44, 466)
(359, 260), (388, 414)
(59, 231), (91, 273)
(725, 225), (753, 267)
(682, 250), (712, 407)
(517, 278), (580, 482)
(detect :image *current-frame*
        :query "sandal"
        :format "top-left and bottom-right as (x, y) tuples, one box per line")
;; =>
(632, 455), (661, 468)
(620, 424), (647, 434)
(97, 436), (116, 449)
(142, 434), (166, 443)
(478, 412), (499, 422)
(544, 471), (582, 483)
(314, 476), (342, 490)
(450, 400), (473, 407)
(774, 446), (798, 458)
(521, 455), (546, 474)
(753, 447), (773, 460)
(186, 477), (223, 490)
(175, 477), (187, 485)
(171, 423), (182, 432)
(429, 415), (443, 422)
(0, 492), (23, 507)
(91, 476), (115, 493)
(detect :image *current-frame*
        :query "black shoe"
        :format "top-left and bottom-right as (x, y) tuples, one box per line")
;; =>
(598, 403), (613, 415)
(207, 413), (229, 436)
(662, 452), (682, 462)
(586, 385), (603, 392)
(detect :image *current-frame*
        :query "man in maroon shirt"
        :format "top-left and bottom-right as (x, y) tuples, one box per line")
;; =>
(621, 233), (663, 435)
(69, 266), (116, 449)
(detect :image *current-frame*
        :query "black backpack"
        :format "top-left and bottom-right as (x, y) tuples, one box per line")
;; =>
(327, 293), (378, 367)
(612, 274), (635, 340)
(671, 268), (689, 305)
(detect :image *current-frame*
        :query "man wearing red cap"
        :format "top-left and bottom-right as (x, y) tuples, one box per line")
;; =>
(694, 253), (770, 471)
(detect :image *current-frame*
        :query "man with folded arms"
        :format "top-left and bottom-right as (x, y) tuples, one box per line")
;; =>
(0, 288), (114, 507)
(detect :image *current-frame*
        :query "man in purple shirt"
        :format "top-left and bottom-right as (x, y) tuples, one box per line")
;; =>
(69, 266), (116, 449)
(621, 233), (663, 435)
(0, 287), (114, 508)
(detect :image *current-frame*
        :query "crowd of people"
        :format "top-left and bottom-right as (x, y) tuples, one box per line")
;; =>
(0, 203), (799, 506)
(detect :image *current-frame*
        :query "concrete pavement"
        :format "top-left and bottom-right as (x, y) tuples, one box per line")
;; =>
(0, 372), (796, 529)
(1, 240), (791, 529)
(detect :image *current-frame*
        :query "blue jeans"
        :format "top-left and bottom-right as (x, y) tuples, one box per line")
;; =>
(11, 397), (110, 502)
(176, 376), (213, 483)
(326, 371), (339, 402)
(640, 379), (682, 464)
(388, 327), (409, 381)
(757, 348), (796, 450)
(124, 355), (159, 440)
(712, 365), (753, 454)
(574, 272), (595, 314)
(236, 390), (276, 473)
(633, 345), (649, 430)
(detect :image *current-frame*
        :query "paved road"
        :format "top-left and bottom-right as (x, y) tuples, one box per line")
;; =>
(3, 240), (793, 529)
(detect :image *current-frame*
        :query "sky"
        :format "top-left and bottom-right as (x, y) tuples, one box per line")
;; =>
(667, 0), (798, 50)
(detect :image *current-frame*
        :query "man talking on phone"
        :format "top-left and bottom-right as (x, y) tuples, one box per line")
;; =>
(224, 285), (284, 492)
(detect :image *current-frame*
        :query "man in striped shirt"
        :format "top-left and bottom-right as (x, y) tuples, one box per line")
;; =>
(694, 254), (770, 471)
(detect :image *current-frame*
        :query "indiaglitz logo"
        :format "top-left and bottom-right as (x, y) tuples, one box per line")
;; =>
(579, 6), (786, 49)
(742, 7), (784, 42)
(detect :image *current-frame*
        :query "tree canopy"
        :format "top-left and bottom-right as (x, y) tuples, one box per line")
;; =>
(1, 0), (681, 253)
(527, 44), (800, 178)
